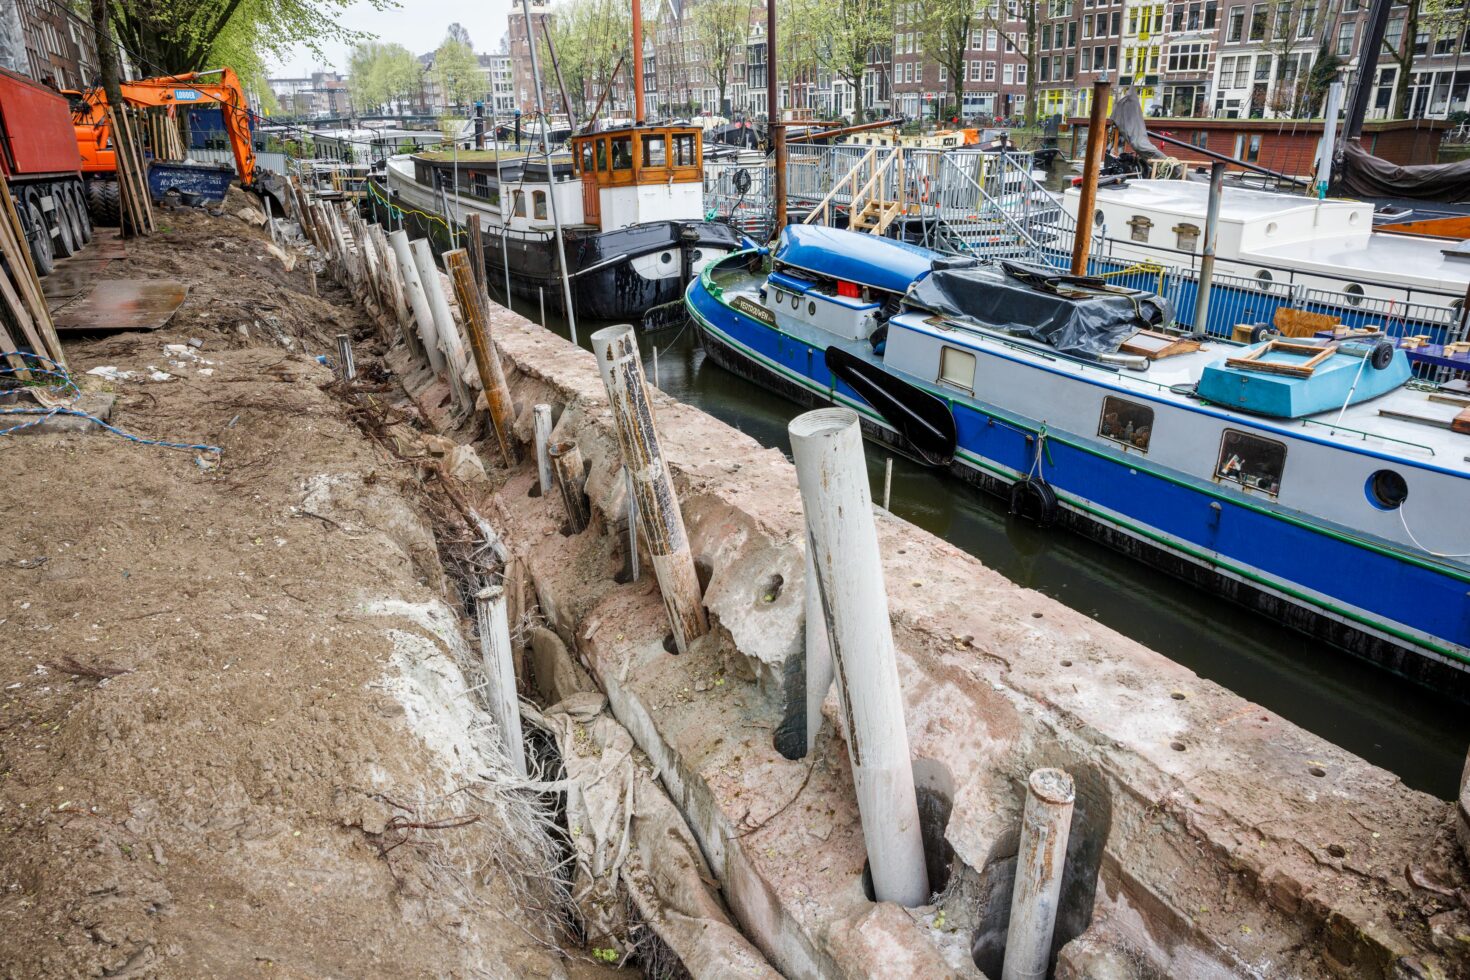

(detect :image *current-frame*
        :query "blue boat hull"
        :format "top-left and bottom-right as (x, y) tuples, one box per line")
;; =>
(687, 267), (1470, 694)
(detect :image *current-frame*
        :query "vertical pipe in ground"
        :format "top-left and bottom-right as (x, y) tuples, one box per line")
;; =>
(1192, 161), (1226, 339)
(626, 467), (640, 582)
(410, 238), (474, 412)
(548, 440), (589, 534)
(446, 248), (520, 465)
(591, 324), (709, 653)
(335, 333), (355, 381)
(788, 407), (928, 906)
(803, 532), (832, 755)
(474, 586), (527, 777)
(533, 403), (554, 496)
(1002, 768), (1076, 980)
(388, 230), (448, 375)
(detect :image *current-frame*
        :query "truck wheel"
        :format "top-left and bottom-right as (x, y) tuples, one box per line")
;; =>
(85, 179), (121, 227)
(23, 199), (54, 275)
(69, 183), (92, 244)
(51, 187), (78, 259)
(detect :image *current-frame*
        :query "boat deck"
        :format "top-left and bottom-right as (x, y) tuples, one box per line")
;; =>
(706, 262), (1470, 475)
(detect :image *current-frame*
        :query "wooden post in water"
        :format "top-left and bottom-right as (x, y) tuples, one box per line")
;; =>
(591, 324), (709, 652)
(789, 407), (928, 906)
(446, 248), (519, 465)
(1069, 80), (1111, 277)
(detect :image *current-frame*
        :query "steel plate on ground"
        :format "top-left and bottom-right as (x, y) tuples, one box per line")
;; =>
(51, 279), (188, 333)
(43, 259), (113, 309)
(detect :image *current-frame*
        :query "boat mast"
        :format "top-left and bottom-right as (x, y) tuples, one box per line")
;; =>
(520, 0), (579, 343)
(1344, 0), (1393, 141)
(632, 0), (645, 123)
(768, 0), (786, 233)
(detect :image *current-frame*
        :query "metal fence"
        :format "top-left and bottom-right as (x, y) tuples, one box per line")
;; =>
(186, 146), (290, 176)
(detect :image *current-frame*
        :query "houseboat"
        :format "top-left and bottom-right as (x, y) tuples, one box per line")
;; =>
(686, 225), (1470, 692)
(377, 121), (746, 321)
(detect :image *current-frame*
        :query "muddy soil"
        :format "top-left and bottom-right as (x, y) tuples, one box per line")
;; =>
(0, 203), (615, 978)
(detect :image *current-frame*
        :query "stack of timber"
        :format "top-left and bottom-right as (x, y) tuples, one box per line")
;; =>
(144, 108), (186, 162)
(0, 172), (66, 376)
(107, 107), (155, 236)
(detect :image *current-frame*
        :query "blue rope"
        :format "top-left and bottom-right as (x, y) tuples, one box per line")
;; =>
(0, 350), (222, 458)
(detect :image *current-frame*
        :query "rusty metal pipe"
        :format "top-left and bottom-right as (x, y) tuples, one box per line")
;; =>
(1070, 80), (1110, 276)
(590, 324), (709, 653)
(789, 407), (928, 906)
(1002, 768), (1076, 980)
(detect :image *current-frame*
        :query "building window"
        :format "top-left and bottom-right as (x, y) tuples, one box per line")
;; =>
(514, 190), (527, 217)
(1248, 2), (1267, 40)
(1098, 396), (1154, 452)
(1175, 222), (1200, 251)
(938, 346), (976, 390)
(1234, 132), (1261, 161)
(1336, 22), (1356, 57)
(1227, 6), (1244, 41)
(1215, 429), (1286, 496)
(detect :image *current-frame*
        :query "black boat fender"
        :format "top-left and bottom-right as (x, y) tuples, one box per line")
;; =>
(1009, 477), (1059, 527)
(824, 346), (957, 466)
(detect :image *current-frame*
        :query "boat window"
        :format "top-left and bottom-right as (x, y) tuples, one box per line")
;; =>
(1343, 283), (1364, 307)
(580, 141), (595, 175)
(1128, 215), (1152, 242)
(1366, 470), (1408, 510)
(1215, 429), (1286, 496)
(472, 172), (491, 200)
(514, 190), (526, 218)
(642, 134), (667, 168)
(938, 346), (976, 391)
(611, 136), (633, 170)
(595, 139), (608, 172)
(1254, 269), (1273, 289)
(673, 133), (697, 166)
(1174, 222), (1200, 251)
(533, 190), (547, 220)
(1098, 396), (1153, 452)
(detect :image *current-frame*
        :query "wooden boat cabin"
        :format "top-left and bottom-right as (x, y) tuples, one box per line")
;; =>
(570, 123), (703, 231)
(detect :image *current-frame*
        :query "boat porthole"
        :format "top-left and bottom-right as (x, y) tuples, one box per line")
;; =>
(1366, 470), (1408, 511)
(1093, 209), (1104, 226)
(1255, 269), (1273, 290)
(791, 294), (800, 309)
(1265, 221), (1279, 237)
(774, 289), (784, 304)
(1344, 283), (1364, 307)
(692, 249), (703, 261)
(808, 301), (816, 315)
(660, 251), (672, 264)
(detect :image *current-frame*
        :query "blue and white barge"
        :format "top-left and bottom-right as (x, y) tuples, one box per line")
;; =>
(686, 226), (1470, 690)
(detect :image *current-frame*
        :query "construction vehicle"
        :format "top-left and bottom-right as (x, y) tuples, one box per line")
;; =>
(0, 66), (92, 275)
(67, 68), (257, 225)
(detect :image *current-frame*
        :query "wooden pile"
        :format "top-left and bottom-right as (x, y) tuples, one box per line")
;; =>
(283, 176), (507, 430)
(144, 108), (185, 162)
(0, 173), (66, 377)
(107, 107), (155, 236)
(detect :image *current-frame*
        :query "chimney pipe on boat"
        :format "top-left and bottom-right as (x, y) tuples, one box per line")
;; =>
(1070, 80), (1111, 276)
(1193, 161), (1225, 338)
(632, 0), (646, 123)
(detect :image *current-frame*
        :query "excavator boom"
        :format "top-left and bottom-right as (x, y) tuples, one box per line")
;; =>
(71, 68), (256, 187)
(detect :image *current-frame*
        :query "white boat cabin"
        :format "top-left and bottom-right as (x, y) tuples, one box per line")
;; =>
(1063, 179), (1470, 311)
(570, 124), (704, 232)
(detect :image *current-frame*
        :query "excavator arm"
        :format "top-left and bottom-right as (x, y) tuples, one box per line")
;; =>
(74, 68), (257, 187)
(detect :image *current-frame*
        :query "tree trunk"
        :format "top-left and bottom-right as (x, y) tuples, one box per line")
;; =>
(1391, 3), (1419, 118)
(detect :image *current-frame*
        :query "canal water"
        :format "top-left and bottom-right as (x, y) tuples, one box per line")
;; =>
(501, 291), (1467, 799)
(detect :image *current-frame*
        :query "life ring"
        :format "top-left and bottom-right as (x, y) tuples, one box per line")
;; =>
(1369, 340), (1395, 370)
(1009, 477), (1059, 527)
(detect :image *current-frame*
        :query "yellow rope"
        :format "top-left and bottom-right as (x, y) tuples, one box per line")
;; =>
(366, 180), (452, 231)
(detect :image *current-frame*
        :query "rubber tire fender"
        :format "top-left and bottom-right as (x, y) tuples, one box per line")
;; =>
(1369, 340), (1395, 370)
(1009, 477), (1059, 528)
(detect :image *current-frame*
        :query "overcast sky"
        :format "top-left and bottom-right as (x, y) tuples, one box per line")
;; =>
(269, 0), (519, 76)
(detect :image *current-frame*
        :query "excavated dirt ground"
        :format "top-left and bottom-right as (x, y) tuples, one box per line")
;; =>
(0, 203), (621, 978)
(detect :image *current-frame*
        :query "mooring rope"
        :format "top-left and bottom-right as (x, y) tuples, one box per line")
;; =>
(0, 351), (222, 458)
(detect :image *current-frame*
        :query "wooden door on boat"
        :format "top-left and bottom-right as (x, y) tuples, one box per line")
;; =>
(577, 137), (602, 227)
(582, 174), (600, 226)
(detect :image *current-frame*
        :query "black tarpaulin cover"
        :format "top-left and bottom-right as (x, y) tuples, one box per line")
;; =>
(906, 262), (1173, 357)
(1335, 141), (1470, 203)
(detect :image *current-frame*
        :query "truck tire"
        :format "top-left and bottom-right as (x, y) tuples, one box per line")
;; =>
(51, 185), (78, 259)
(68, 183), (92, 244)
(85, 179), (121, 227)
(23, 198), (54, 275)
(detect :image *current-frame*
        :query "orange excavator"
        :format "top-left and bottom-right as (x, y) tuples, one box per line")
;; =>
(66, 68), (257, 225)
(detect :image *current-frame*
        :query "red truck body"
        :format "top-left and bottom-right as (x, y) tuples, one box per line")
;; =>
(0, 67), (83, 180)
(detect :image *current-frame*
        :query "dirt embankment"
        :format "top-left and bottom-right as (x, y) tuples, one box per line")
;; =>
(0, 204), (611, 978)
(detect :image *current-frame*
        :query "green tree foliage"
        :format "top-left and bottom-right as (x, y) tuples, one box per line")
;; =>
(918, 0), (972, 126)
(974, 0), (1040, 125)
(693, 0), (756, 113)
(541, 0), (630, 120)
(347, 41), (422, 113)
(108, 0), (388, 77)
(434, 36), (480, 111)
(1382, 0), (1469, 118)
(793, 0), (892, 121)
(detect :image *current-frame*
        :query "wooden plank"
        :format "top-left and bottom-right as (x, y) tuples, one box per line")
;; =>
(1454, 408), (1470, 436)
(0, 316), (33, 380)
(0, 171), (65, 366)
(1273, 306), (1338, 338)
(1378, 408), (1455, 430)
(51, 280), (188, 333)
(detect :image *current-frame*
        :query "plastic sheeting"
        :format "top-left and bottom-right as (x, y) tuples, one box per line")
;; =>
(1109, 88), (1163, 160)
(905, 262), (1173, 357)
(1335, 141), (1470, 203)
